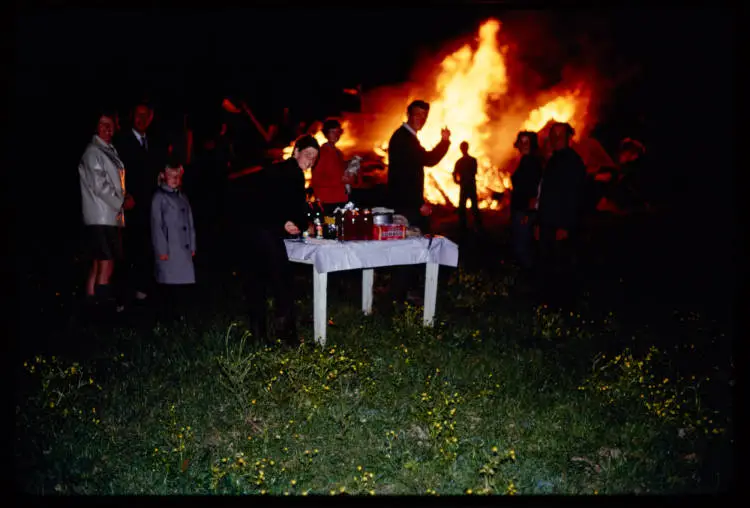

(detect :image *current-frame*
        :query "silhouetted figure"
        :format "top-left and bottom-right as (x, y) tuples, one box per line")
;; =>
(536, 122), (587, 308)
(510, 131), (543, 271)
(453, 141), (482, 232)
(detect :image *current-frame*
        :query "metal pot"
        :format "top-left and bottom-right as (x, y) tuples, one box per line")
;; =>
(373, 212), (393, 225)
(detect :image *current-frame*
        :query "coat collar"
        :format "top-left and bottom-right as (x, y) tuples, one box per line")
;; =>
(401, 122), (418, 137)
(159, 182), (180, 194)
(93, 135), (116, 152)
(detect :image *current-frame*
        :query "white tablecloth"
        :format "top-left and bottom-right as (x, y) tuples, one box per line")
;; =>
(284, 236), (459, 273)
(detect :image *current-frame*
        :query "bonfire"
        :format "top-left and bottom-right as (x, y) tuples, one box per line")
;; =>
(283, 18), (597, 210)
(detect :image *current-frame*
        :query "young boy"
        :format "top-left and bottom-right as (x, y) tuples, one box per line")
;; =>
(151, 162), (196, 322)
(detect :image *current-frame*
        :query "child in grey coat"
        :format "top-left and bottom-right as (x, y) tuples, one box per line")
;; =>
(151, 163), (196, 321)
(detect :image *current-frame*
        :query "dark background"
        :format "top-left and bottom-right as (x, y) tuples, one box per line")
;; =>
(10, 6), (737, 325)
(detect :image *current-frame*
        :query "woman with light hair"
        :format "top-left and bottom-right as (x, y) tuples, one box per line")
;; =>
(78, 109), (133, 313)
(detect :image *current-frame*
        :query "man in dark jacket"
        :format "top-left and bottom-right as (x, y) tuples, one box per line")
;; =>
(536, 122), (587, 307)
(114, 101), (168, 303)
(386, 100), (451, 305)
(234, 135), (319, 346)
(386, 100), (451, 233)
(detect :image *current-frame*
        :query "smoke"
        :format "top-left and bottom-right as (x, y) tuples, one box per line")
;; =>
(499, 11), (642, 131)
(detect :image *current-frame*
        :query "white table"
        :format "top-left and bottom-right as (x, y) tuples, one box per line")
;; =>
(284, 236), (459, 346)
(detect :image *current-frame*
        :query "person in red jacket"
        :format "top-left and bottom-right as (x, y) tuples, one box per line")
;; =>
(311, 119), (350, 215)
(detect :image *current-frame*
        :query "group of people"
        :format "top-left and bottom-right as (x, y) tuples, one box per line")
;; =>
(509, 124), (588, 307)
(78, 102), (198, 323)
(380, 98), (589, 308)
(77, 95), (588, 346)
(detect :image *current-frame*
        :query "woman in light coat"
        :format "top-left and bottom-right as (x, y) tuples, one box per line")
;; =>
(150, 162), (196, 321)
(78, 110), (134, 309)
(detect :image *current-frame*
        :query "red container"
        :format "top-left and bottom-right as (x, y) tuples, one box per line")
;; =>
(373, 224), (406, 240)
(360, 209), (373, 240)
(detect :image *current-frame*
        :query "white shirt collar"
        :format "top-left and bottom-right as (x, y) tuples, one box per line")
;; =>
(132, 128), (146, 142)
(402, 122), (417, 137)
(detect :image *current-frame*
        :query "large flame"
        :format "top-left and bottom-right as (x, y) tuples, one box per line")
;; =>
(381, 19), (591, 209)
(416, 19), (509, 209)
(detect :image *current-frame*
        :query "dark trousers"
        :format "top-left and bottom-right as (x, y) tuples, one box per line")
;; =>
(511, 210), (535, 270)
(242, 228), (298, 343)
(457, 184), (481, 229)
(157, 283), (195, 323)
(390, 209), (429, 304)
(122, 220), (154, 296)
(536, 225), (579, 308)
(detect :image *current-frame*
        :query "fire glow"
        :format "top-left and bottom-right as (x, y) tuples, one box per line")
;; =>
(283, 18), (593, 210)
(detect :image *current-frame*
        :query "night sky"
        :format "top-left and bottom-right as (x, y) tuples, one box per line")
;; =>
(11, 6), (736, 278)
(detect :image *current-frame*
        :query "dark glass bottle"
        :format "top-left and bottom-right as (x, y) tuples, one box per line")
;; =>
(361, 208), (373, 240)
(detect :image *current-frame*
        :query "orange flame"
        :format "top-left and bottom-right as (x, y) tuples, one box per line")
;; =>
(377, 19), (591, 210)
(415, 19), (509, 209)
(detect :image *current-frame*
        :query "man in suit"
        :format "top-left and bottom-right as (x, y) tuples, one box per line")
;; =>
(386, 99), (451, 305)
(387, 99), (451, 232)
(114, 101), (168, 304)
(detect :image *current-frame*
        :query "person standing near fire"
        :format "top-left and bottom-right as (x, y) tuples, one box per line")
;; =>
(510, 131), (543, 273)
(311, 119), (351, 215)
(453, 141), (482, 233)
(386, 99), (451, 305)
(535, 122), (587, 308)
(237, 134), (320, 346)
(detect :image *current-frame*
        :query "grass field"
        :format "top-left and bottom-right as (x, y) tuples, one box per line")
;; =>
(14, 225), (735, 495)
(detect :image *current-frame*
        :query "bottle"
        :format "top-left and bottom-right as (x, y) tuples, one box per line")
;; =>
(351, 208), (361, 240)
(361, 208), (373, 240)
(314, 201), (324, 225)
(305, 203), (313, 234)
(314, 218), (323, 239)
(324, 215), (337, 240)
(335, 210), (344, 240)
(343, 209), (355, 241)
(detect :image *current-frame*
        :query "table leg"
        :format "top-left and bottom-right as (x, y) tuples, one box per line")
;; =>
(313, 269), (328, 346)
(423, 262), (439, 326)
(362, 268), (374, 315)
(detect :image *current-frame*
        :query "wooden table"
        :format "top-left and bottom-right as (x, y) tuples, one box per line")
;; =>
(284, 237), (459, 346)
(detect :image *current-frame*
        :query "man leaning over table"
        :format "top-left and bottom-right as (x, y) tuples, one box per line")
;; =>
(386, 99), (451, 306)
